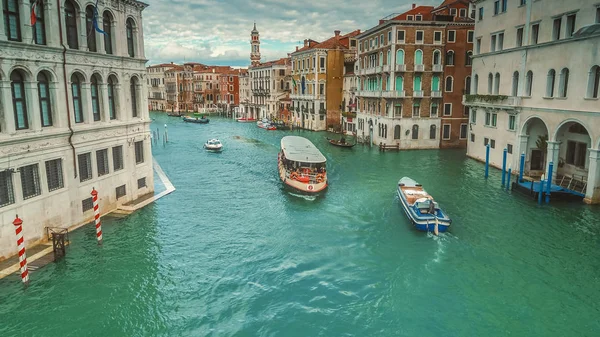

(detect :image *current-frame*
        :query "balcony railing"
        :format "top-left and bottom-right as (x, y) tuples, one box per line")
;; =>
(414, 90), (424, 98)
(462, 94), (522, 110)
(395, 64), (405, 72)
(432, 64), (443, 72)
(365, 68), (377, 75)
(414, 64), (424, 72)
(382, 64), (391, 72)
(382, 90), (406, 98)
(431, 90), (442, 98)
(357, 90), (380, 98)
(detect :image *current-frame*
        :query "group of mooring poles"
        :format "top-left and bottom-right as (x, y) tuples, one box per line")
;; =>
(152, 124), (169, 146)
(11, 187), (104, 287)
(484, 144), (554, 205)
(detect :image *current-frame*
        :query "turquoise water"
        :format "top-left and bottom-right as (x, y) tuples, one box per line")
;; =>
(1, 112), (599, 336)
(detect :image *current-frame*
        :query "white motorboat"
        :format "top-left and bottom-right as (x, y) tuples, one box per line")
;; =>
(204, 139), (223, 152)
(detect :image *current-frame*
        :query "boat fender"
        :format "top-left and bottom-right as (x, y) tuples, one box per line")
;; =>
(316, 174), (325, 183)
(308, 185), (314, 191)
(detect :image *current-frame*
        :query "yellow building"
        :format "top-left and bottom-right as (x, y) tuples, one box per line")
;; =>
(290, 30), (360, 131)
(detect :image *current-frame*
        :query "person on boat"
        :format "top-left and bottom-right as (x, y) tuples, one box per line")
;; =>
(340, 137), (346, 144)
(427, 197), (436, 214)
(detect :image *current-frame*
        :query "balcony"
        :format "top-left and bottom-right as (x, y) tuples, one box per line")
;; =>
(357, 69), (366, 76)
(414, 64), (424, 72)
(462, 94), (522, 111)
(395, 64), (406, 72)
(357, 91), (381, 98)
(365, 68), (377, 75)
(382, 90), (406, 98)
(431, 91), (442, 98)
(432, 64), (443, 72)
(382, 64), (391, 72)
(414, 90), (424, 98)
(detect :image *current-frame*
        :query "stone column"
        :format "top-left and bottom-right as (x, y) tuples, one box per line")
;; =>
(114, 83), (123, 120)
(99, 83), (110, 121)
(0, 81), (16, 134)
(546, 141), (561, 183)
(79, 11), (88, 51)
(43, 0), (55, 46)
(24, 81), (41, 131)
(19, 0), (33, 43)
(96, 17), (105, 54)
(81, 82), (93, 124)
(0, 0), (5, 40)
(136, 82), (144, 119)
(48, 82), (61, 128)
(585, 149), (600, 204)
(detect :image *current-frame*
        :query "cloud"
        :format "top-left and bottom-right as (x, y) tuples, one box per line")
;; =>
(143, 0), (440, 66)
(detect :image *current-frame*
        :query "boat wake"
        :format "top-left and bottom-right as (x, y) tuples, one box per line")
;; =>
(287, 192), (317, 201)
(424, 232), (450, 269)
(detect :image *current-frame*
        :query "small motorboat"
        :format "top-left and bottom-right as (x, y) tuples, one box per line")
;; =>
(237, 117), (257, 123)
(204, 139), (223, 152)
(183, 116), (209, 124)
(326, 137), (355, 148)
(397, 177), (452, 234)
(167, 112), (183, 117)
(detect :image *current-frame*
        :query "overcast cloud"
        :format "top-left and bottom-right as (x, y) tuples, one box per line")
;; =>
(143, 0), (439, 67)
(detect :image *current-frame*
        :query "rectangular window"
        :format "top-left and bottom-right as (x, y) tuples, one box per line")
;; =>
(116, 184), (126, 199)
(443, 103), (452, 116)
(597, 7), (600, 23)
(471, 109), (476, 123)
(494, 0), (500, 15)
(485, 112), (491, 125)
(442, 124), (451, 140)
(501, 0), (507, 12)
(484, 137), (489, 146)
(516, 27), (524, 47)
(490, 139), (496, 148)
(78, 153), (92, 182)
(82, 197), (93, 212)
(137, 177), (147, 189)
(476, 38), (481, 54)
(460, 124), (467, 139)
(491, 35), (497, 52)
(470, 133), (475, 142)
(134, 141), (144, 164)
(113, 146), (124, 171)
(96, 149), (109, 176)
(45, 159), (64, 192)
(319, 84), (324, 95)
(520, 0), (526, 6)
(492, 113), (497, 127)
(394, 105), (402, 117)
(320, 57), (325, 69)
(566, 141), (587, 167)
(434, 31), (442, 44)
(20, 164), (41, 200)
(430, 103), (438, 117)
(467, 31), (474, 43)
(412, 104), (420, 117)
(459, 8), (466, 17)
(407, 15), (413, 21)
(507, 144), (513, 154)
(450, 8), (457, 16)
(531, 24), (539, 45)
(415, 15), (422, 21)
(448, 30), (456, 42)
(566, 14), (576, 38)
(478, 7), (484, 20)
(416, 31), (424, 43)
(508, 115), (516, 130)
(498, 33), (504, 50)
(553, 18), (562, 41)
(387, 32), (391, 44)
(397, 30), (405, 42)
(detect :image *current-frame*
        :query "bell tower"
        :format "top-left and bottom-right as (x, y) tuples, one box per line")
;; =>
(250, 22), (261, 67)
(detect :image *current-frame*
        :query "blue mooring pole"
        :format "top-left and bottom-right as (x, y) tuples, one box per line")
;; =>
(546, 162), (554, 203)
(538, 178), (545, 204)
(501, 148), (507, 187)
(519, 152), (525, 183)
(507, 167), (512, 191)
(485, 144), (490, 179)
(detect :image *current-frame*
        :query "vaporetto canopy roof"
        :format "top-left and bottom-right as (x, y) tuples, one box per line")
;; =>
(280, 136), (326, 164)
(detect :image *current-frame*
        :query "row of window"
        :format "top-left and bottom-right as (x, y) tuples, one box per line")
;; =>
(361, 101), (470, 118)
(292, 56), (327, 73)
(361, 49), (472, 69)
(472, 65), (600, 99)
(2, 0), (138, 57)
(358, 121), (469, 140)
(360, 75), (470, 95)
(1, 69), (140, 132)
(470, 109), (516, 133)
(360, 29), (475, 53)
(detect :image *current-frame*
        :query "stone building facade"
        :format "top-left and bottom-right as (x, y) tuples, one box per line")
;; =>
(0, 0), (153, 259)
(147, 63), (175, 111)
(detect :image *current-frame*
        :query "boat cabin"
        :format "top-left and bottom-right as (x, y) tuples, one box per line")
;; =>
(280, 136), (327, 184)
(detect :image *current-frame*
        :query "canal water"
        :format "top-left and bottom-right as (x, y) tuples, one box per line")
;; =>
(1, 113), (599, 337)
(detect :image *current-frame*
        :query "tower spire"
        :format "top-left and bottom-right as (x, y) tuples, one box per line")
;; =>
(250, 23), (261, 67)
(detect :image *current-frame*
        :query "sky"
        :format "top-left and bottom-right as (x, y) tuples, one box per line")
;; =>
(143, 0), (439, 68)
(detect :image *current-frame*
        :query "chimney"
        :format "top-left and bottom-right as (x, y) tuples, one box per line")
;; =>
(334, 30), (341, 37)
(170, 61), (173, 64)
(296, 46), (299, 51)
(304, 39), (308, 47)
(412, 3), (416, 9)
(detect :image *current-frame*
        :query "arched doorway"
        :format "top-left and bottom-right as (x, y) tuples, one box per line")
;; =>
(553, 120), (593, 195)
(519, 117), (549, 177)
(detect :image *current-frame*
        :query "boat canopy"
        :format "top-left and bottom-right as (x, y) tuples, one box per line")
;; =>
(281, 136), (326, 164)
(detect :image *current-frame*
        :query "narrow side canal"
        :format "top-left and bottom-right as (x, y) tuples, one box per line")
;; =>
(1, 113), (599, 337)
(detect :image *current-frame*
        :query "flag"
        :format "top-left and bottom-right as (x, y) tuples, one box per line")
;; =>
(92, 0), (107, 35)
(30, 0), (39, 26)
(292, 78), (297, 87)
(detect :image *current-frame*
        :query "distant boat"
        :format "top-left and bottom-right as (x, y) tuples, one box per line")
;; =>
(183, 116), (209, 124)
(203, 139), (223, 152)
(326, 137), (355, 148)
(278, 136), (327, 194)
(397, 177), (451, 234)
(167, 112), (183, 117)
(237, 117), (256, 123)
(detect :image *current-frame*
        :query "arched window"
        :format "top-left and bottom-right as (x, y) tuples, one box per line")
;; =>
(71, 73), (84, 123)
(473, 74), (479, 94)
(413, 75), (421, 91)
(387, 49), (392, 65)
(465, 51), (473, 66)
(487, 73), (493, 94)
(85, 6), (96, 52)
(32, 0), (46, 45)
(65, 0), (78, 49)
(511, 71), (519, 96)
(37, 72), (52, 127)
(558, 68), (569, 98)
(445, 76), (453, 92)
(394, 125), (401, 139)
(103, 11), (113, 54)
(396, 49), (404, 65)
(91, 75), (101, 121)
(446, 51), (455, 66)
(546, 69), (556, 97)
(588, 65), (600, 98)
(379, 51), (383, 66)
(525, 71), (533, 96)
(395, 76), (403, 91)
(412, 124), (419, 139)
(433, 50), (441, 65)
(415, 50), (423, 65)
(430, 125), (436, 139)
(130, 77), (138, 117)
(126, 18), (135, 57)
(465, 76), (471, 95)
(3, 0), (21, 41)
(432, 75), (440, 91)
(493, 73), (500, 94)
(108, 75), (117, 119)
(11, 70), (28, 130)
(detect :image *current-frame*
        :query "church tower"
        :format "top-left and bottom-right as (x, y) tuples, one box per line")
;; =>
(250, 23), (261, 67)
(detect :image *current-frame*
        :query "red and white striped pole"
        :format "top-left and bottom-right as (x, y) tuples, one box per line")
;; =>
(91, 188), (103, 245)
(13, 215), (29, 286)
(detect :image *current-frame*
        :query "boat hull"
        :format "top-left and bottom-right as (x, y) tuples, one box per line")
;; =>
(237, 118), (256, 123)
(183, 117), (209, 124)
(278, 154), (327, 193)
(397, 177), (451, 233)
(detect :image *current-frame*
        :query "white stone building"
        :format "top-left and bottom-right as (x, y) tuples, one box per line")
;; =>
(466, 0), (600, 203)
(0, 0), (153, 259)
(249, 59), (291, 120)
(238, 71), (250, 118)
(147, 63), (175, 111)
